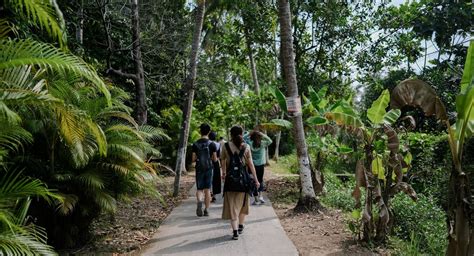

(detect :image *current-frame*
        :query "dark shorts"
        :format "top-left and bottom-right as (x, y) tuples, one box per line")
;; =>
(196, 169), (213, 190)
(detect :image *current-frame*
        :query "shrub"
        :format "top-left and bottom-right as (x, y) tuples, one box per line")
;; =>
(391, 193), (447, 255)
(276, 154), (299, 175)
(400, 133), (449, 207)
(320, 172), (356, 212)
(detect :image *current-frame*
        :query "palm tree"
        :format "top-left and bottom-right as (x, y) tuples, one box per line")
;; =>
(173, 0), (206, 196)
(277, 0), (320, 210)
(1, 0), (167, 249)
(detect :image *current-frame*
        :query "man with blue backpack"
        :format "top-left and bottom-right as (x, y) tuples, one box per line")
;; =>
(192, 123), (218, 217)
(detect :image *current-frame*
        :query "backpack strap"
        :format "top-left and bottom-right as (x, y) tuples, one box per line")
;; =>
(238, 145), (246, 159)
(224, 142), (232, 157)
(225, 142), (246, 165)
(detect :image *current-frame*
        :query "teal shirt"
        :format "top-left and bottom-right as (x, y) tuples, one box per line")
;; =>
(243, 132), (273, 166)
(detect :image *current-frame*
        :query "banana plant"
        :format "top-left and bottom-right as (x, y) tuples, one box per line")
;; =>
(389, 40), (474, 256)
(325, 88), (415, 243)
(303, 86), (358, 194)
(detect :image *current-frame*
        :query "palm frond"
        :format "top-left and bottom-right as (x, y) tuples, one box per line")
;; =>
(69, 136), (98, 168)
(93, 190), (116, 213)
(0, 229), (57, 256)
(0, 171), (60, 207)
(106, 124), (144, 141)
(0, 123), (32, 156)
(0, 39), (110, 104)
(96, 111), (138, 128)
(53, 105), (106, 164)
(78, 170), (105, 190)
(107, 143), (144, 163)
(0, 101), (21, 125)
(97, 162), (132, 175)
(54, 193), (78, 216)
(0, 170), (59, 255)
(0, 19), (17, 39)
(5, 0), (66, 47)
(138, 125), (171, 142)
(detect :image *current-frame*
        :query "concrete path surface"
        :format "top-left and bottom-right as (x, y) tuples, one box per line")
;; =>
(142, 186), (298, 256)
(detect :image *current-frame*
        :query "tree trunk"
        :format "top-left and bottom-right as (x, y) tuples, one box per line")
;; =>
(96, 0), (113, 68)
(277, 0), (320, 211)
(311, 151), (324, 195)
(272, 28), (282, 162)
(173, 0), (206, 197)
(131, 0), (147, 125)
(245, 37), (260, 95)
(76, 0), (83, 45)
(243, 20), (260, 125)
(273, 130), (281, 161)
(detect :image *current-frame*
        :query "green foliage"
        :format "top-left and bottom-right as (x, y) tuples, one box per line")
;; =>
(3, 0), (66, 46)
(0, 39), (110, 104)
(391, 194), (447, 255)
(0, 0), (167, 250)
(367, 89), (390, 125)
(320, 172), (356, 212)
(0, 170), (59, 255)
(275, 154), (299, 175)
(400, 133), (449, 206)
(389, 232), (426, 256)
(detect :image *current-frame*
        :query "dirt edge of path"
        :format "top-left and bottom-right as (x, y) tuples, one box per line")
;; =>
(265, 171), (383, 256)
(68, 174), (195, 255)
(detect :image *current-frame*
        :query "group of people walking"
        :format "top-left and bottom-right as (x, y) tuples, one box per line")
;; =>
(191, 123), (272, 240)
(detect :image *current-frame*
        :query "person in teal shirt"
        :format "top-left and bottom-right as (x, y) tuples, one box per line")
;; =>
(244, 129), (272, 204)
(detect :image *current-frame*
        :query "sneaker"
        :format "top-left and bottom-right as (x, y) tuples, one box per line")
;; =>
(196, 201), (203, 217)
(252, 199), (259, 205)
(232, 230), (239, 240)
(259, 196), (265, 204)
(203, 208), (209, 216)
(238, 224), (244, 234)
(211, 196), (216, 203)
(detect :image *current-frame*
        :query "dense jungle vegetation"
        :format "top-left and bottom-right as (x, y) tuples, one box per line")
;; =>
(0, 0), (472, 255)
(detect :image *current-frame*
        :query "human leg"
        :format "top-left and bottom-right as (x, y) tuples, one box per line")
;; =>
(255, 165), (266, 203)
(203, 188), (211, 216)
(231, 219), (239, 240)
(196, 189), (203, 216)
(255, 165), (264, 192)
(238, 213), (246, 234)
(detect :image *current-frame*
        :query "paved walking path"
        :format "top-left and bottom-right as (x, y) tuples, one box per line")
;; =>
(142, 186), (298, 256)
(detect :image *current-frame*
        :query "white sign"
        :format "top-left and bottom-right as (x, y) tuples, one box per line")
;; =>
(286, 96), (302, 115)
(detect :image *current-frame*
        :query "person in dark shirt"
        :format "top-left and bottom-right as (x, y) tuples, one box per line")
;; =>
(192, 123), (217, 217)
(209, 131), (222, 202)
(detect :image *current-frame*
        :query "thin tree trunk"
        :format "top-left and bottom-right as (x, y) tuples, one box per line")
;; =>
(272, 28), (282, 162)
(99, 0), (147, 124)
(245, 38), (260, 94)
(277, 0), (320, 211)
(311, 151), (324, 195)
(173, 0), (206, 197)
(76, 0), (83, 45)
(96, 0), (113, 68)
(273, 113), (283, 161)
(131, 0), (147, 125)
(423, 40), (427, 73)
(273, 131), (281, 161)
(243, 19), (260, 125)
